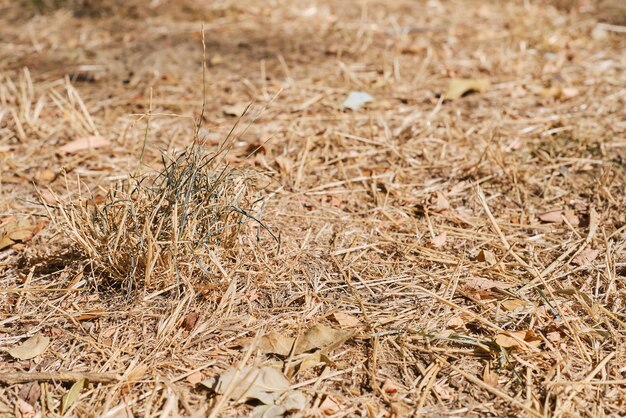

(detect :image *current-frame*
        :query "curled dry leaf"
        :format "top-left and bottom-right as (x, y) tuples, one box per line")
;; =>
(477, 249), (497, 265)
(294, 324), (353, 355)
(0, 219), (45, 251)
(501, 299), (530, 312)
(571, 249), (599, 266)
(222, 103), (248, 117)
(258, 331), (294, 356)
(444, 78), (491, 100)
(7, 332), (50, 360)
(186, 371), (204, 385)
(381, 378), (399, 394)
(483, 364), (499, 388)
(59, 135), (110, 153)
(430, 231), (447, 248)
(16, 399), (35, 418)
(182, 312), (199, 331)
(318, 396), (341, 415)
(446, 316), (465, 329)
(494, 330), (541, 350)
(538, 209), (579, 226)
(201, 366), (290, 405)
(331, 312), (361, 328)
(429, 192), (450, 212)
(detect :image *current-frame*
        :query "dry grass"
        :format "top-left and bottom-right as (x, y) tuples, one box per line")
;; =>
(1, 0), (625, 416)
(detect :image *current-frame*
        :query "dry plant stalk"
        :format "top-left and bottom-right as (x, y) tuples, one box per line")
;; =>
(50, 145), (270, 293)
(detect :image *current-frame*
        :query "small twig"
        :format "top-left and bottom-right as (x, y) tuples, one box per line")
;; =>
(0, 372), (120, 385)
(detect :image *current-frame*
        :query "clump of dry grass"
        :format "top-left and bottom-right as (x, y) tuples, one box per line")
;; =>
(48, 144), (272, 293)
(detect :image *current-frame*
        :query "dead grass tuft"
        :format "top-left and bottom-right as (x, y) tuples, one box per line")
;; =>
(48, 144), (272, 293)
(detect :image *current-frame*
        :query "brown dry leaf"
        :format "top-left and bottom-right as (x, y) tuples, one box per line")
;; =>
(494, 330), (541, 350)
(318, 396), (341, 415)
(258, 331), (295, 356)
(59, 135), (110, 153)
(186, 371), (204, 385)
(7, 332), (50, 360)
(477, 249), (497, 265)
(222, 103), (248, 117)
(571, 249), (599, 266)
(538, 209), (565, 224)
(446, 316), (465, 329)
(16, 398), (35, 418)
(381, 378), (399, 394)
(430, 231), (447, 248)
(182, 312), (199, 331)
(275, 155), (293, 176)
(563, 210), (580, 226)
(444, 78), (491, 100)
(0, 219), (44, 251)
(501, 299), (530, 312)
(18, 382), (41, 406)
(331, 312), (361, 328)
(483, 364), (499, 387)
(390, 401), (412, 417)
(124, 365), (148, 387)
(201, 366), (290, 405)
(429, 192), (450, 212)
(294, 324), (353, 355)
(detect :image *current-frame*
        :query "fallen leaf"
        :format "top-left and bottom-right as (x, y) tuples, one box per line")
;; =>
(297, 351), (335, 373)
(571, 249), (599, 266)
(59, 135), (110, 153)
(381, 378), (399, 394)
(18, 382), (41, 406)
(538, 209), (564, 224)
(186, 371), (204, 385)
(444, 78), (491, 100)
(563, 210), (580, 226)
(201, 366), (290, 405)
(318, 396), (341, 415)
(483, 364), (499, 387)
(275, 155), (293, 176)
(7, 332), (50, 360)
(294, 324), (353, 354)
(430, 231), (447, 248)
(16, 399), (35, 418)
(281, 390), (307, 411)
(222, 103), (248, 117)
(494, 330), (541, 350)
(251, 405), (286, 418)
(477, 249), (497, 265)
(258, 332), (295, 356)
(446, 316), (465, 329)
(182, 312), (199, 331)
(429, 192), (450, 212)
(61, 379), (85, 415)
(0, 219), (44, 251)
(331, 312), (361, 328)
(390, 401), (412, 417)
(501, 299), (530, 312)
(341, 91), (374, 111)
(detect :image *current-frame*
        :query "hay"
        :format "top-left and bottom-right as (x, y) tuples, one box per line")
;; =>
(1, 0), (625, 416)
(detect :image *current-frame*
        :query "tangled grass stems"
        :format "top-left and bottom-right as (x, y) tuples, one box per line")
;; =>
(50, 145), (275, 294)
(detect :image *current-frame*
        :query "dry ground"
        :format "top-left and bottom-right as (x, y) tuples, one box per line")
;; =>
(1, 0), (625, 416)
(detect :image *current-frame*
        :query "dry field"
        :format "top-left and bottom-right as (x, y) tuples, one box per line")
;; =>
(1, 0), (625, 416)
